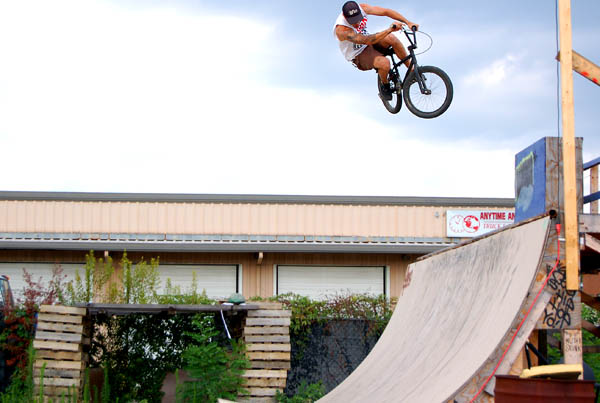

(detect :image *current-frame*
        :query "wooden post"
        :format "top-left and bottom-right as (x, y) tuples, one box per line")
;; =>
(592, 165), (599, 214)
(558, 0), (579, 291)
(557, 51), (600, 87)
(573, 51), (600, 87)
(562, 329), (583, 376)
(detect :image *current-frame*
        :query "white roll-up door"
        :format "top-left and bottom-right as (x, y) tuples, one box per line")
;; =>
(0, 263), (239, 301)
(276, 265), (386, 300)
(0, 263), (79, 301)
(159, 264), (239, 299)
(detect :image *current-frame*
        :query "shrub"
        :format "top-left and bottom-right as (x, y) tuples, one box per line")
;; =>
(264, 293), (396, 354)
(0, 264), (67, 383)
(177, 315), (250, 403)
(65, 251), (160, 305)
(275, 381), (325, 403)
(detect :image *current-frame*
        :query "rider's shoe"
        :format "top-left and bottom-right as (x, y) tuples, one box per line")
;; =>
(379, 83), (393, 101)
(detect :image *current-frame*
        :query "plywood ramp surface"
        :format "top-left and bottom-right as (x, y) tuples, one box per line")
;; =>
(320, 216), (551, 403)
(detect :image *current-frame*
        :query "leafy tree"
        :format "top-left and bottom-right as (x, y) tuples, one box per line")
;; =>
(66, 251), (160, 305)
(178, 315), (249, 402)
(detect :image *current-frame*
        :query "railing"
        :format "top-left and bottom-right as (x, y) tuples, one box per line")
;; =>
(584, 157), (600, 213)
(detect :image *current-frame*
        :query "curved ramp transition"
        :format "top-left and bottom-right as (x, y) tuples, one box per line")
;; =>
(320, 216), (553, 403)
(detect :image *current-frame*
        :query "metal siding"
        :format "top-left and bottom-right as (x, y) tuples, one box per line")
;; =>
(0, 200), (513, 238)
(15, 202), (25, 232)
(0, 202), (4, 230)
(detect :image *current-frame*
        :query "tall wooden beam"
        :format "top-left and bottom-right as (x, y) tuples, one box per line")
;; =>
(573, 51), (600, 87)
(558, 0), (579, 291)
(558, 51), (600, 87)
(592, 165), (599, 214)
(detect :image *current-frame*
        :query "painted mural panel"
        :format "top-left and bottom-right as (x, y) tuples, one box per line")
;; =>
(515, 137), (546, 222)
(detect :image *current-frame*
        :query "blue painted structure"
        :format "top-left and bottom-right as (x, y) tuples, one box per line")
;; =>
(515, 138), (547, 222)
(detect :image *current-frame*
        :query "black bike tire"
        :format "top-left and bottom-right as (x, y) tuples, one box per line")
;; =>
(377, 75), (402, 114)
(403, 65), (453, 119)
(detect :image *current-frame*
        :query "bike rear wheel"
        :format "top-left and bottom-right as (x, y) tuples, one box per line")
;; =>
(377, 75), (402, 114)
(403, 65), (453, 119)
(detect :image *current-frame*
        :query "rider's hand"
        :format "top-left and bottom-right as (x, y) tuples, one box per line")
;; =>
(389, 22), (402, 32)
(407, 21), (419, 31)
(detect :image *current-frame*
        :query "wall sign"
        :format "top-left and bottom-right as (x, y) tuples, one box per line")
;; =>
(446, 210), (514, 237)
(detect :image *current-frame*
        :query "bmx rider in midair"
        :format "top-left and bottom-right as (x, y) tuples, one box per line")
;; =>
(333, 2), (419, 100)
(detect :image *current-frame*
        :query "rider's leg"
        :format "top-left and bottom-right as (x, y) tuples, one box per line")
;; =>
(354, 46), (392, 99)
(373, 55), (391, 84)
(378, 34), (410, 70)
(355, 46), (390, 82)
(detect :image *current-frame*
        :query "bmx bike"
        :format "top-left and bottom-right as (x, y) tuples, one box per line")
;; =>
(376, 27), (453, 118)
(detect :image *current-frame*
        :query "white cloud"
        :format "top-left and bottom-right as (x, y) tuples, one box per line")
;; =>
(0, 1), (517, 198)
(464, 54), (518, 88)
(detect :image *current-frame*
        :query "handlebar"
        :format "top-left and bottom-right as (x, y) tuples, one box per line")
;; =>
(388, 23), (420, 50)
(391, 24), (418, 32)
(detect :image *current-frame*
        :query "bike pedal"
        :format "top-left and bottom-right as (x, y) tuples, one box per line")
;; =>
(378, 93), (393, 101)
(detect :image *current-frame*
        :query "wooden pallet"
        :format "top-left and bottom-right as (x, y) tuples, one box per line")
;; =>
(242, 302), (291, 402)
(33, 305), (88, 400)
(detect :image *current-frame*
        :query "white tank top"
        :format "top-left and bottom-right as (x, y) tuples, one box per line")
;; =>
(333, 5), (368, 61)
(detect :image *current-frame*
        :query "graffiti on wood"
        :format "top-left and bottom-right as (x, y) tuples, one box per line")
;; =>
(538, 266), (580, 329)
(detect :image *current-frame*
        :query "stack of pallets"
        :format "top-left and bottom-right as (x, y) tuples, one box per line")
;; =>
(32, 305), (88, 400)
(242, 302), (291, 402)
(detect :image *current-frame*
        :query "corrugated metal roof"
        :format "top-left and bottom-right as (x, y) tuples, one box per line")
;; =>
(0, 232), (458, 254)
(0, 191), (515, 207)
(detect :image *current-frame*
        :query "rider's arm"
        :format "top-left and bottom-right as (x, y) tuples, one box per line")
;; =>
(335, 24), (400, 45)
(360, 3), (419, 30)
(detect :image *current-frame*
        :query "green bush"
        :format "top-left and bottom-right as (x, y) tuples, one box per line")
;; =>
(252, 293), (396, 355)
(1, 250), (231, 402)
(275, 381), (324, 403)
(547, 305), (600, 380)
(66, 251), (160, 305)
(0, 264), (68, 392)
(177, 315), (249, 403)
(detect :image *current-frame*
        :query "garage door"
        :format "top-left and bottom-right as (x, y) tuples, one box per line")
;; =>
(159, 264), (239, 299)
(276, 265), (387, 300)
(0, 263), (79, 301)
(0, 263), (239, 301)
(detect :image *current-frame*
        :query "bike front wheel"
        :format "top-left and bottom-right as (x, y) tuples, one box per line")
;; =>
(377, 75), (402, 114)
(403, 66), (453, 119)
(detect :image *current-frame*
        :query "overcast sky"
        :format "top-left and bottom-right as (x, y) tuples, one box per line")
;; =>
(1, 1), (598, 198)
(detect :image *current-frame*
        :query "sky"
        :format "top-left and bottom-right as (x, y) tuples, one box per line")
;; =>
(1, 0), (599, 198)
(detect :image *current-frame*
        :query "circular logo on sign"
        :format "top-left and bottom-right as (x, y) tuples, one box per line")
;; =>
(449, 215), (464, 233)
(463, 215), (480, 233)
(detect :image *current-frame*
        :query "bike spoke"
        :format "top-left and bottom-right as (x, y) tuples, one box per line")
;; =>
(408, 72), (447, 113)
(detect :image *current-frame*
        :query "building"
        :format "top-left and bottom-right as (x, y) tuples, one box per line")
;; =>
(0, 191), (514, 300)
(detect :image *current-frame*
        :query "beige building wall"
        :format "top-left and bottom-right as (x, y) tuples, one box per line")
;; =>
(0, 195), (513, 299)
(0, 200), (510, 238)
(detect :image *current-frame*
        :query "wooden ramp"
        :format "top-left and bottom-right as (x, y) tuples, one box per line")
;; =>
(319, 215), (561, 402)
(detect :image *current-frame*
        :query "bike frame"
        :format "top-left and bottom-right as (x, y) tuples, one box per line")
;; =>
(388, 29), (430, 95)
